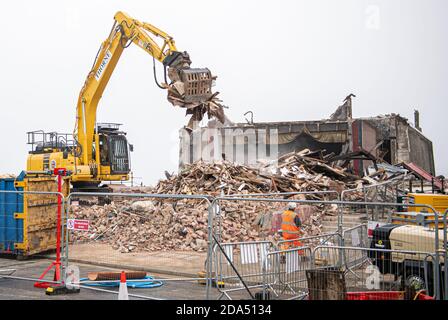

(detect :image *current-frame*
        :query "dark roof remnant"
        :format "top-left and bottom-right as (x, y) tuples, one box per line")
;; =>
(329, 93), (356, 121)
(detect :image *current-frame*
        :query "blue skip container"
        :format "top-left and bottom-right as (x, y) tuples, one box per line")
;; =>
(0, 172), (64, 257)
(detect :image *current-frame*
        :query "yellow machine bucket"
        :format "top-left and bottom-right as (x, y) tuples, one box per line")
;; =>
(164, 51), (214, 105)
(179, 68), (213, 103)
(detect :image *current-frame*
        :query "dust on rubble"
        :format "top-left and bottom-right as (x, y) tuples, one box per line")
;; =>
(70, 149), (385, 253)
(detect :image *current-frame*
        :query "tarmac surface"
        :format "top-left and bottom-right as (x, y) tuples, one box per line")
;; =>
(0, 256), (219, 300)
(68, 243), (206, 277)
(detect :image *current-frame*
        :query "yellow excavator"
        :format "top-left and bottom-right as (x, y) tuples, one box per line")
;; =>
(26, 11), (214, 191)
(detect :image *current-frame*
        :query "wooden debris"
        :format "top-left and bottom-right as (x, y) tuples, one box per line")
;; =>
(0, 174), (16, 179)
(87, 271), (146, 281)
(71, 150), (391, 253)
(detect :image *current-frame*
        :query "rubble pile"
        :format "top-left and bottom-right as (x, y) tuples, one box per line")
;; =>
(156, 149), (365, 198)
(71, 149), (379, 253)
(0, 174), (16, 179)
(71, 198), (334, 253)
(71, 199), (210, 252)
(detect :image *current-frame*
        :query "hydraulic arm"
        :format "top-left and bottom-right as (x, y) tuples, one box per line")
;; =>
(27, 11), (215, 189)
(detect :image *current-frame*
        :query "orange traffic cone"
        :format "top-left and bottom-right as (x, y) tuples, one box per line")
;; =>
(118, 271), (129, 300)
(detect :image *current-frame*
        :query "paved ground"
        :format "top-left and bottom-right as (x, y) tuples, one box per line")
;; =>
(0, 256), (219, 300)
(68, 244), (206, 277)
(1, 255), (402, 300)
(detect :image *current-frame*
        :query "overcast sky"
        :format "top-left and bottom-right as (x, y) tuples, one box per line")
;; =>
(0, 0), (446, 185)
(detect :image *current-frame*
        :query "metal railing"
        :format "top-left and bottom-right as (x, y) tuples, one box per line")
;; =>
(311, 246), (437, 300)
(1, 187), (446, 300)
(212, 240), (276, 300)
(341, 224), (369, 272)
(208, 195), (445, 299)
(63, 192), (213, 300)
(262, 246), (313, 300)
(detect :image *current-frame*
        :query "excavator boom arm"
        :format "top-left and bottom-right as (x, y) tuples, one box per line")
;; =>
(26, 11), (221, 186)
(75, 11), (192, 166)
(115, 11), (178, 63)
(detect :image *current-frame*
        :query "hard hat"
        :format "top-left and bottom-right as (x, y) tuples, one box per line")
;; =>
(287, 202), (297, 210)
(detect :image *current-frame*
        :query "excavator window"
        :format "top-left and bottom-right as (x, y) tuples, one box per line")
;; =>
(108, 135), (130, 174)
(99, 135), (110, 165)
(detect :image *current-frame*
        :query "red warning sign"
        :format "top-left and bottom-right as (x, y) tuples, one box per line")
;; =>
(67, 219), (90, 231)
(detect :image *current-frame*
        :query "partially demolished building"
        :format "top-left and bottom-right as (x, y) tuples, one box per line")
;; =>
(179, 95), (435, 177)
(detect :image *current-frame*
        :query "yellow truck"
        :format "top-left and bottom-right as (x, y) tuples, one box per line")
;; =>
(392, 193), (448, 228)
(406, 193), (448, 213)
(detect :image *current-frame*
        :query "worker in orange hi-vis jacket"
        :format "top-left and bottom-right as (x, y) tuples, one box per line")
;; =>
(280, 202), (304, 253)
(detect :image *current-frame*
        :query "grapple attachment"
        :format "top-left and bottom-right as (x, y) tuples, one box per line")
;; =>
(164, 51), (214, 104)
(179, 68), (213, 103)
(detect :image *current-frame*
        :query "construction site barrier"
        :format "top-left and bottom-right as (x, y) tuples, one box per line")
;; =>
(277, 232), (341, 251)
(63, 192), (213, 300)
(309, 246), (438, 300)
(208, 195), (445, 299)
(341, 224), (369, 271)
(261, 246), (313, 300)
(205, 190), (341, 299)
(341, 174), (409, 204)
(254, 245), (439, 300)
(211, 234), (342, 300)
(2, 188), (446, 300)
(212, 240), (276, 300)
(0, 189), (65, 287)
(340, 175), (409, 232)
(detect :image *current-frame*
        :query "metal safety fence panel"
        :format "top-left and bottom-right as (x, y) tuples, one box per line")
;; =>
(211, 234), (341, 300)
(63, 192), (213, 300)
(310, 246), (438, 300)
(2, 186), (445, 300)
(341, 174), (409, 204)
(342, 224), (369, 271)
(207, 196), (446, 299)
(206, 191), (341, 299)
(207, 192), (341, 299)
(0, 188), (65, 287)
(340, 175), (409, 224)
(219, 191), (341, 239)
(277, 233), (341, 252)
(212, 193), (341, 246)
(208, 190), (339, 299)
(262, 246), (313, 300)
(213, 240), (276, 300)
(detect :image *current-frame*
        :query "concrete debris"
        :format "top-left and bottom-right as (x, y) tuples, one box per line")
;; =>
(156, 149), (367, 196)
(130, 200), (155, 212)
(0, 174), (16, 179)
(71, 198), (332, 253)
(70, 149), (389, 253)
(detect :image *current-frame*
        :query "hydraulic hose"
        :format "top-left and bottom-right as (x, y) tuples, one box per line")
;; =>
(79, 276), (163, 289)
(153, 55), (167, 89)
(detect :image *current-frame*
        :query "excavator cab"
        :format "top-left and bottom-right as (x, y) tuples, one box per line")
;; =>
(96, 123), (130, 175)
(26, 126), (131, 179)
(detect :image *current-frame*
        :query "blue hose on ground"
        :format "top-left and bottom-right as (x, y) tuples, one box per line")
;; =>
(79, 276), (163, 289)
